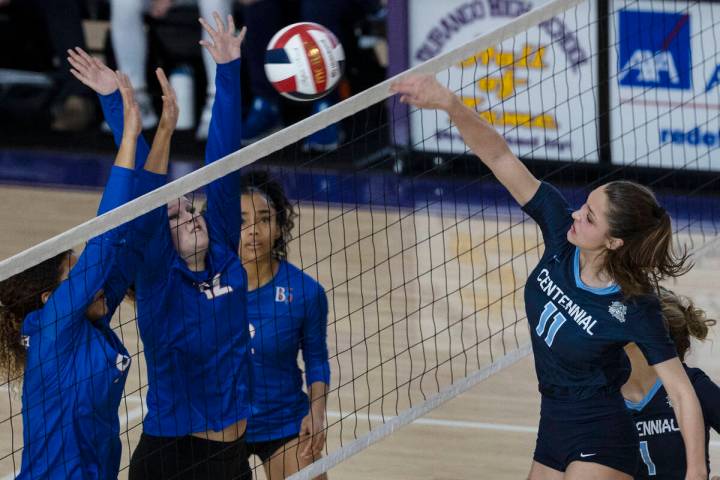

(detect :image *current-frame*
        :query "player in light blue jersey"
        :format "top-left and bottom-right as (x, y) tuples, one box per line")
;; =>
(71, 13), (253, 479)
(391, 74), (707, 480)
(0, 70), (178, 479)
(240, 171), (331, 479)
(623, 289), (720, 479)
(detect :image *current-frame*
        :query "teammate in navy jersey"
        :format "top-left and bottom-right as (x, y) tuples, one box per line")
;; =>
(623, 289), (720, 479)
(70, 14), (253, 479)
(0, 70), (176, 479)
(239, 171), (331, 479)
(390, 74), (707, 480)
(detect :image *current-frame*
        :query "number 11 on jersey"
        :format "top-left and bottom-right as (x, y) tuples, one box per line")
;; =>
(536, 301), (568, 347)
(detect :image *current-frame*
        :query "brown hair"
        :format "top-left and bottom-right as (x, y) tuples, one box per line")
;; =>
(240, 171), (297, 260)
(0, 251), (71, 381)
(659, 288), (716, 361)
(603, 181), (691, 297)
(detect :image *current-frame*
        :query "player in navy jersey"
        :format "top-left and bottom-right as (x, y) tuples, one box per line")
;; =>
(390, 74), (707, 480)
(0, 70), (177, 479)
(69, 14), (253, 479)
(623, 289), (720, 479)
(239, 171), (331, 479)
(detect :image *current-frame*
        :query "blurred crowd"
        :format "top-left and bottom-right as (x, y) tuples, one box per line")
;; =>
(0, 0), (387, 151)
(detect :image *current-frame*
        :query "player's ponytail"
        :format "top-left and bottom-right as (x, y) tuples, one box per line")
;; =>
(602, 181), (691, 297)
(240, 171), (297, 260)
(0, 251), (71, 381)
(659, 288), (716, 361)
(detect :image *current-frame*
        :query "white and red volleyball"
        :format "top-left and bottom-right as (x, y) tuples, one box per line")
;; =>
(264, 22), (345, 102)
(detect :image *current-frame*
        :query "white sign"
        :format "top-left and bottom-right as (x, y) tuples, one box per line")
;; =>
(610, 1), (720, 170)
(408, 0), (599, 162)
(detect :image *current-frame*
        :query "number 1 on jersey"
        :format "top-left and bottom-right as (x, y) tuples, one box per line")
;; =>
(639, 441), (656, 476)
(536, 301), (568, 347)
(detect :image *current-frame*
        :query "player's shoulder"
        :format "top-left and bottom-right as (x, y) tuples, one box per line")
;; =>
(281, 261), (325, 294)
(683, 364), (714, 386)
(623, 293), (662, 322)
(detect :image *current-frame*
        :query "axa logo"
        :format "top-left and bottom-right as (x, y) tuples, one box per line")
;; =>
(198, 273), (233, 300)
(275, 287), (293, 303)
(618, 10), (691, 89)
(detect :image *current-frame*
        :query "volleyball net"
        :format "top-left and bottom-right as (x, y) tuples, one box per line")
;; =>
(1, 0), (719, 478)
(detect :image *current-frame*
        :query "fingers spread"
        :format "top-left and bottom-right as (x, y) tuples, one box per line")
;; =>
(227, 14), (235, 35)
(237, 25), (247, 45)
(155, 68), (175, 100)
(212, 11), (225, 33)
(198, 17), (217, 40)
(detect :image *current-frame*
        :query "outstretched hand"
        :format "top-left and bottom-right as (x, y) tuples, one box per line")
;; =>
(154, 68), (179, 134)
(389, 74), (456, 112)
(115, 72), (142, 139)
(198, 12), (247, 64)
(68, 47), (118, 96)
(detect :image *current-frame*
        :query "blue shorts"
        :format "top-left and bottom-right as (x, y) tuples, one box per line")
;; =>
(533, 393), (639, 476)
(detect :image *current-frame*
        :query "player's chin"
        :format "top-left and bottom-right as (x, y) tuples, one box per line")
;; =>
(566, 228), (577, 245)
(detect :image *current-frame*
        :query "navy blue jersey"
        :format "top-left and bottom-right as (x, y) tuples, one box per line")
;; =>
(104, 59), (250, 436)
(522, 182), (677, 400)
(245, 261), (330, 442)
(626, 366), (720, 479)
(18, 166), (143, 479)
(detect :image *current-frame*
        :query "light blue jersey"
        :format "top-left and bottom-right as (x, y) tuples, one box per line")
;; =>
(101, 59), (250, 436)
(245, 261), (330, 442)
(18, 166), (144, 479)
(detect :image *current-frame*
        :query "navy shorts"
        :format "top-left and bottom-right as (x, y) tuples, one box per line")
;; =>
(247, 434), (299, 463)
(533, 393), (639, 476)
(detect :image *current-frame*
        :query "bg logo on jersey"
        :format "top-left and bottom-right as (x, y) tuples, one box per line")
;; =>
(618, 10), (691, 89)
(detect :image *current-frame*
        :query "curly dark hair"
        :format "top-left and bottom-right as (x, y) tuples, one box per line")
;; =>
(240, 171), (297, 260)
(0, 251), (71, 381)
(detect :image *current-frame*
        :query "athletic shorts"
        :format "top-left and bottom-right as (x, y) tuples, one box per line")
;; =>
(129, 432), (252, 480)
(247, 434), (299, 463)
(533, 393), (639, 476)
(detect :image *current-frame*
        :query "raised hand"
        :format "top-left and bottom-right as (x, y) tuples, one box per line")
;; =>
(198, 12), (247, 64)
(154, 68), (179, 134)
(67, 47), (118, 96)
(115, 72), (142, 139)
(389, 74), (456, 112)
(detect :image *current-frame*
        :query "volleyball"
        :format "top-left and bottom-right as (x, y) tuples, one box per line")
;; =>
(264, 22), (345, 101)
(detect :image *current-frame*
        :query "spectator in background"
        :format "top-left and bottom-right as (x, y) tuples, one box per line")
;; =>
(2, 0), (97, 132)
(109, 0), (232, 139)
(238, 0), (381, 151)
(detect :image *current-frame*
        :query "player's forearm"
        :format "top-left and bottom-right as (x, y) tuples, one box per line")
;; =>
(446, 95), (514, 167)
(115, 135), (137, 170)
(144, 128), (173, 174)
(445, 95), (539, 205)
(671, 390), (707, 479)
(309, 381), (328, 416)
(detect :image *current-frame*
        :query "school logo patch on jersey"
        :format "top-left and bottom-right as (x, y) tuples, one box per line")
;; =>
(275, 287), (293, 303)
(198, 273), (234, 300)
(609, 301), (627, 323)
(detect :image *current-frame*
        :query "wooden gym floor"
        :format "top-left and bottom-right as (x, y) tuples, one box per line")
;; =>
(0, 184), (717, 479)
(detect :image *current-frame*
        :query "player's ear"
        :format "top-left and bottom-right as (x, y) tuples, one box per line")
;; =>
(40, 291), (52, 305)
(606, 237), (623, 251)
